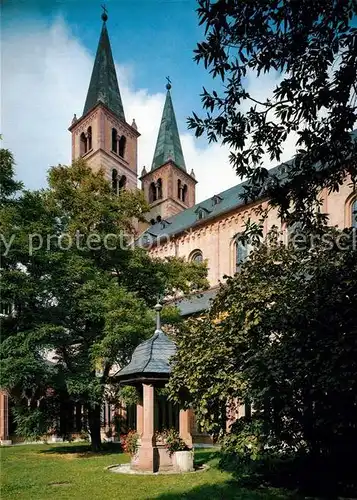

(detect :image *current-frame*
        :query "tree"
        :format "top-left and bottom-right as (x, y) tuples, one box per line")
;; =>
(189, 0), (357, 226)
(168, 227), (357, 494)
(0, 155), (208, 450)
(0, 147), (23, 205)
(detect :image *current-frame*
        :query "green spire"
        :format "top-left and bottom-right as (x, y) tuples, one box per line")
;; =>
(151, 82), (186, 172)
(83, 16), (125, 120)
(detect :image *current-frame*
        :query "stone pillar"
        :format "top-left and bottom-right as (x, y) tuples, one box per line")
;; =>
(136, 397), (144, 437)
(133, 383), (158, 472)
(0, 391), (11, 445)
(179, 408), (193, 447)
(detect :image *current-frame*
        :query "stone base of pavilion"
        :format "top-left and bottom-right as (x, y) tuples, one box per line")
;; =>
(107, 462), (209, 475)
(132, 383), (194, 473)
(131, 442), (174, 473)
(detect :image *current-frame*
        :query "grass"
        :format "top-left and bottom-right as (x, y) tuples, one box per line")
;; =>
(1, 442), (297, 500)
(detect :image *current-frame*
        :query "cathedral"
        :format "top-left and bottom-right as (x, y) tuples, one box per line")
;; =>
(69, 12), (356, 309)
(1, 12), (356, 446)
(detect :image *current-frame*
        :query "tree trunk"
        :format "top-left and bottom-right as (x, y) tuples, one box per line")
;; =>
(88, 404), (102, 452)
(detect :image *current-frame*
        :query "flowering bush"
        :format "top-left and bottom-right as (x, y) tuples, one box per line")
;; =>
(121, 430), (139, 456)
(158, 428), (190, 456)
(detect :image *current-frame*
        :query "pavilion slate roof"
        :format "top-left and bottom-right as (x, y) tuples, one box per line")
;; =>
(83, 19), (125, 120)
(116, 329), (176, 379)
(151, 87), (186, 172)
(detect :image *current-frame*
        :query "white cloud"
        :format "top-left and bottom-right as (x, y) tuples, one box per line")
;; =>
(1, 17), (297, 203)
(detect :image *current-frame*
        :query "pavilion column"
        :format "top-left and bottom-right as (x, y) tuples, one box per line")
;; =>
(179, 408), (193, 447)
(0, 391), (11, 445)
(136, 396), (144, 437)
(133, 383), (158, 472)
(142, 383), (155, 444)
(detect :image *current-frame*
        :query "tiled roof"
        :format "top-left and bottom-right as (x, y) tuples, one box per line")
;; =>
(172, 288), (218, 316)
(83, 20), (125, 120)
(116, 329), (176, 379)
(138, 161), (290, 244)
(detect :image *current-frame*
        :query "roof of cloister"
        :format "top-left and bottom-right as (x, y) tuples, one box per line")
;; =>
(138, 128), (357, 245)
(137, 160), (290, 245)
(116, 329), (176, 380)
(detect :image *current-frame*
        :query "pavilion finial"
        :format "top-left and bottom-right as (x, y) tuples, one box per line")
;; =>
(154, 302), (163, 331)
(166, 76), (172, 91)
(101, 4), (108, 22)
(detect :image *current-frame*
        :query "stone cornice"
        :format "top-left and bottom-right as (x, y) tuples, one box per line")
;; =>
(68, 102), (140, 138)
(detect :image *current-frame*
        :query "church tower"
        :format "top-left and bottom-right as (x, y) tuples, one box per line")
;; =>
(141, 81), (197, 221)
(69, 11), (140, 192)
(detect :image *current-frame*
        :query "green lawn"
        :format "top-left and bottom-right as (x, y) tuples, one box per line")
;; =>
(1, 443), (296, 500)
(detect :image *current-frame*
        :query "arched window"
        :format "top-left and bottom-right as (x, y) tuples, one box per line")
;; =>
(157, 178), (163, 199)
(149, 182), (157, 203)
(189, 249), (203, 263)
(177, 179), (181, 199)
(112, 169), (118, 194)
(352, 198), (357, 228)
(80, 132), (87, 156)
(182, 184), (188, 203)
(119, 175), (126, 193)
(118, 135), (126, 157)
(87, 126), (92, 151)
(112, 128), (118, 153)
(235, 236), (248, 272)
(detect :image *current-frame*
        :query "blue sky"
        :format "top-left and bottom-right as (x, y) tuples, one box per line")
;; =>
(3, 0), (213, 129)
(1, 0), (296, 201)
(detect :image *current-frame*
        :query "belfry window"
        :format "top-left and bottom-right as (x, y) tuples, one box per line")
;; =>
(87, 126), (92, 150)
(112, 128), (118, 153)
(177, 180), (188, 203)
(112, 169), (118, 194)
(182, 184), (188, 203)
(80, 132), (87, 156)
(118, 135), (126, 158)
(157, 178), (163, 199)
(352, 199), (357, 228)
(149, 182), (157, 203)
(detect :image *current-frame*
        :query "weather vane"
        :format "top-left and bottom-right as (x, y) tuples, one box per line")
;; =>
(166, 76), (172, 90)
(101, 4), (108, 22)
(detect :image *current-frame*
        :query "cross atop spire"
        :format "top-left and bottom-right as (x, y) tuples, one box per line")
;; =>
(151, 82), (186, 172)
(101, 4), (108, 22)
(82, 13), (125, 120)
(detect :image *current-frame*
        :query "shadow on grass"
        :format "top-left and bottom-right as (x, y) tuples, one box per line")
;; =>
(194, 449), (220, 467)
(149, 480), (294, 500)
(40, 442), (123, 457)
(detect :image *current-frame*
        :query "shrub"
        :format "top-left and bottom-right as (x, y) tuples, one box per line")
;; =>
(158, 428), (190, 456)
(13, 407), (51, 441)
(121, 430), (139, 456)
